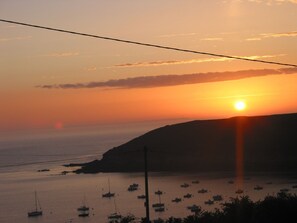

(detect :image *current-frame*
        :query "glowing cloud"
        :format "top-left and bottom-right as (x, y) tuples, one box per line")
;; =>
(86, 67), (97, 72)
(114, 55), (282, 68)
(248, 0), (297, 5)
(246, 31), (297, 41)
(201, 38), (223, 41)
(0, 36), (32, 42)
(159, 33), (198, 38)
(43, 52), (79, 57)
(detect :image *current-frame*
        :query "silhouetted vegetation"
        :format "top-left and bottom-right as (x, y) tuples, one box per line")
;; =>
(119, 193), (297, 223)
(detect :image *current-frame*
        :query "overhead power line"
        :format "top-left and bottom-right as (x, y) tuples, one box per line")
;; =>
(1, 19), (297, 68)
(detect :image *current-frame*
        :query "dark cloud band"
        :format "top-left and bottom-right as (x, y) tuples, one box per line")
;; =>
(37, 67), (297, 89)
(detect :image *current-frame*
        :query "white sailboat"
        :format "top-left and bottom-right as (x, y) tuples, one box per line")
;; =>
(28, 191), (43, 217)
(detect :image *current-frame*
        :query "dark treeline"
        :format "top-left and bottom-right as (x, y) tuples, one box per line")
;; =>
(119, 193), (297, 223)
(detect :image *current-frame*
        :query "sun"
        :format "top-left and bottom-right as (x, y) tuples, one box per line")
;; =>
(234, 101), (246, 111)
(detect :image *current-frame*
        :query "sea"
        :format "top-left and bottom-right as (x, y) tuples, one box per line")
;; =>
(0, 121), (296, 223)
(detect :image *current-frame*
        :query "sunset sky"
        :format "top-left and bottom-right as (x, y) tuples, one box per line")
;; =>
(0, 0), (297, 132)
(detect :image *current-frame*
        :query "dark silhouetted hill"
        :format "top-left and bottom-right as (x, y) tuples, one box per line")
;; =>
(74, 113), (297, 173)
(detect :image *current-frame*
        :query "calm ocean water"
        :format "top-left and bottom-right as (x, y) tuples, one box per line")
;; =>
(0, 122), (296, 223)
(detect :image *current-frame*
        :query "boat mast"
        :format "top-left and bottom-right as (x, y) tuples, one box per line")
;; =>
(83, 194), (86, 206)
(108, 178), (111, 193)
(144, 146), (150, 223)
(35, 191), (38, 212)
(114, 197), (118, 213)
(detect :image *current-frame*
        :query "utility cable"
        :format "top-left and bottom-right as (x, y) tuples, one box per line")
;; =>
(1, 19), (297, 68)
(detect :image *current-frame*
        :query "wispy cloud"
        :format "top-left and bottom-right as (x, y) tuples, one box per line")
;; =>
(0, 36), (32, 42)
(246, 31), (297, 41)
(37, 67), (297, 89)
(159, 33), (224, 41)
(245, 37), (262, 41)
(201, 38), (223, 41)
(114, 54), (284, 68)
(42, 52), (79, 57)
(159, 33), (198, 38)
(261, 31), (297, 38)
(248, 0), (297, 5)
(85, 66), (97, 72)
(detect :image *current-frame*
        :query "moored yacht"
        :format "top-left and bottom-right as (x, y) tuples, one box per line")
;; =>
(28, 191), (43, 217)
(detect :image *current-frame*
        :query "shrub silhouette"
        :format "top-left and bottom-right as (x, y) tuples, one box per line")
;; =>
(253, 192), (297, 223)
(221, 196), (255, 223)
(121, 193), (297, 223)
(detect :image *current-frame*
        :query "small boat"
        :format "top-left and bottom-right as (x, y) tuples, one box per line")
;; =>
(198, 189), (208, 193)
(103, 191), (115, 198)
(137, 195), (146, 199)
(183, 193), (192, 198)
(153, 188), (165, 212)
(192, 180), (200, 184)
(37, 169), (50, 172)
(213, 195), (223, 201)
(108, 212), (122, 222)
(228, 180), (234, 184)
(280, 188), (290, 192)
(180, 183), (190, 188)
(77, 195), (89, 217)
(204, 200), (214, 205)
(254, 185), (263, 190)
(152, 203), (165, 208)
(266, 182), (273, 185)
(154, 207), (165, 212)
(108, 198), (121, 222)
(187, 204), (198, 210)
(77, 206), (89, 211)
(77, 195), (89, 211)
(28, 210), (43, 217)
(102, 178), (115, 198)
(28, 191), (43, 217)
(152, 193), (165, 208)
(128, 187), (137, 191)
(128, 183), (139, 191)
(108, 213), (122, 219)
(154, 190), (163, 195)
(187, 204), (200, 213)
(131, 183), (139, 187)
(235, 189), (244, 194)
(172, 198), (182, 203)
(78, 211), (89, 217)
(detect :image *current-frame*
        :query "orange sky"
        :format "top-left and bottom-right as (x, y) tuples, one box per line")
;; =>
(0, 0), (297, 131)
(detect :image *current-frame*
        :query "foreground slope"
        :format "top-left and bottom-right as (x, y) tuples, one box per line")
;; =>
(75, 113), (297, 173)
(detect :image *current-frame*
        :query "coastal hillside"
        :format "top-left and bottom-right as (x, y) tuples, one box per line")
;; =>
(75, 113), (297, 173)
